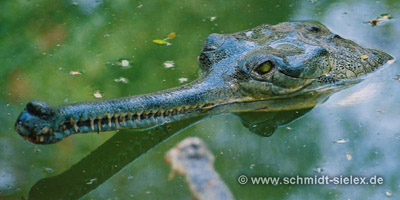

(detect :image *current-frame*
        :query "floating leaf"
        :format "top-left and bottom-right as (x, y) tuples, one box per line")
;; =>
(114, 77), (129, 84)
(365, 14), (393, 26)
(178, 77), (188, 83)
(93, 90), (103, 99)
(335, 138), (348, 144)
(167, 32), (176, 39)
(69, 71), (82, 76)
(153, 39), (169, 45)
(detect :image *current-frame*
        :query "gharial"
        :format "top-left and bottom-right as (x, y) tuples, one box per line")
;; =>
(15, 21), (394, 144)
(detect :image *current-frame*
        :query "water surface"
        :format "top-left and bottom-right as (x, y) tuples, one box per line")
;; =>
(0, 0), (399, 199)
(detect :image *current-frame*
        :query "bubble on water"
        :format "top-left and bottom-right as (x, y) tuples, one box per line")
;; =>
(93, 90), (103, 99)
(163, 61), (175, 69)
(346, 152), (352, 160)
(178, 77), (188, 83)
(121, 59), (130, 67)
(114, 77), (129, 84)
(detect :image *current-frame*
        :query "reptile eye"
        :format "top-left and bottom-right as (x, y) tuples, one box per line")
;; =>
(255, 61), (273, 75)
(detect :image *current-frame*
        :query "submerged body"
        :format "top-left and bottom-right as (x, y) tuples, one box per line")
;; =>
(15, 21), (393, 144)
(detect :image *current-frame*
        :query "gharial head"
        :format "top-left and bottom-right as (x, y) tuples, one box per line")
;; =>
(198, 21), (393, 98)
(15, 21), (394, 144)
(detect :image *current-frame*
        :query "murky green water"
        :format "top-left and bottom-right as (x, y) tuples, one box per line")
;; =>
(1, 0), (399, 199)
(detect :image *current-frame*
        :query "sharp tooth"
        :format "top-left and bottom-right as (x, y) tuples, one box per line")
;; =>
(176, 107), (182, 112)
(97, 117), (102, 131)
(40, 136), (44, 142)
(42, 127), (49, 134)
(49, 128), (54, 135)
(183, 105), (190, 110)
(120, 114), (126, 126)
(142, 111), (148, 119)
(36, 136), (39, 141)
(127, 112), (133, 121)
(70, 117), (75, 126)
(114, 115), (120, 129)
(136, 111), (142, 120)
(107, 114), (112, 127)
(70, 117), (79, 132)
(90, 117), (95, 131)
(63, 124), (67, 130)
(74, 124), (79, 132)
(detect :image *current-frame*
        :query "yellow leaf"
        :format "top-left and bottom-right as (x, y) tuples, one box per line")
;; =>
(153, 39), (168, 44)
(360, 55), (368, 60)
(167, 32), (176, 39)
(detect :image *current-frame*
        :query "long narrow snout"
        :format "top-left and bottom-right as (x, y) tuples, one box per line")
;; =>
(14, 79), (235, 144)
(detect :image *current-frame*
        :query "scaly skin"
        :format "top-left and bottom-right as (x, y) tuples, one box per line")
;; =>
(15, 21), (393, 144)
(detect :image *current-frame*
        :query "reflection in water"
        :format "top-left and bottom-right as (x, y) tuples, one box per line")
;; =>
(28, 105), (314, 199)
(28, 116), (202, 199)
(235, 109), (312, 137)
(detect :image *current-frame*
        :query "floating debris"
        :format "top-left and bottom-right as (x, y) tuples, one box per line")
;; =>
(104, 34), (111, 37)
(346, 152), (352, 161)
(93, 90), (103, 99)
(167, 32), (176, 40)
(163, 61), (175, 69)
(114, 77), (129, 84)
(335, 138), (348, 144)
(43, 167), (54, 174)
(394, 75), (400, 81)
(314, 167), (323, 173)
(365, 14), (393, 26)
(385, 190), (392, 197)
(86, 178), (97, 185)
(137, 4), (143, 8)
(360, 55), (369, 60)
(69, 71), (82, 76)
(249, 164), (255, 169)
(210, 16), (217, 21)
(153, 32), (177, 45)
(178, 77), (188, 83)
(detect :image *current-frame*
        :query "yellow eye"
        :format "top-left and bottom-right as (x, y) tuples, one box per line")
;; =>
(255, 61), (273, 75)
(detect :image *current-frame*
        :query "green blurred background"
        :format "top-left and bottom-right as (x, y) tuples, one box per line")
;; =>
(1, 0), (400, 199)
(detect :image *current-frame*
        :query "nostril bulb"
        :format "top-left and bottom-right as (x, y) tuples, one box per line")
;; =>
(26, 101), (51, 116)
(203, 33), (225, 51)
